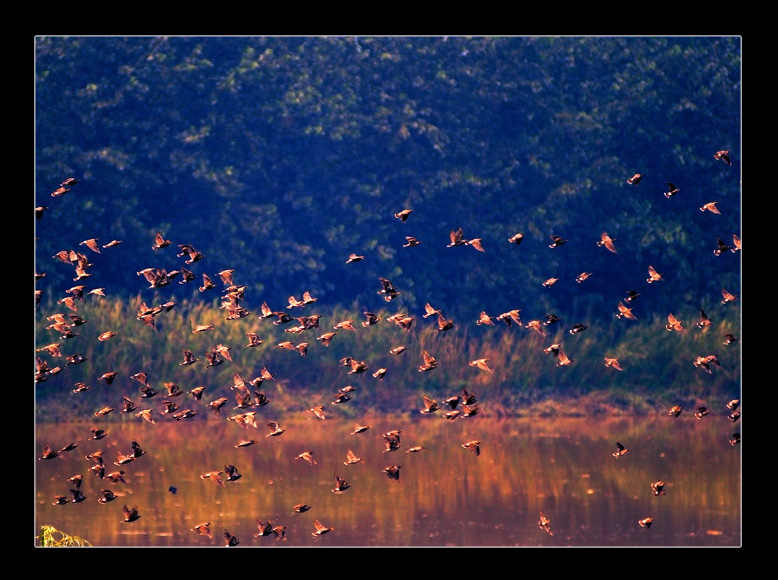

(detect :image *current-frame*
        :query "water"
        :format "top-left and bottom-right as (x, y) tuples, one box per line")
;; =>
(35, 414), (741, 547)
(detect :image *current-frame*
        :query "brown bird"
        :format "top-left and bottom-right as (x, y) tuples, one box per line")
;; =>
(40, 444), (62, 460)
(548, 235), (567, 248)
(696, 309), (713, 329)
(192, 523), (213, 539)
(418, 350), (438, 373)
(390, 345), (408, 355)
(638, 517), (654, 529)
(312, 519), (333, 536)
(508, 232), (524, 245)
(394, 209), (413, 221)
(668, 405), (683, 418)
(646, 265), (663, 284)
(556, 349), (574, 367)
(616, 301), (637, 320)
(317, 332), (337, 346)
(447, 227), (468, 247)
(308, 406), (326, 420)
(497, 309), (522, 326)
(293, 504), (311, 513)
(332, 473), (351, 494)
(525, 320), (545, 335)
(575, 272), (592, 284)
(79, 238), (101, 254)
(344, 449), (363, 465)
(383, 430), (402, 453)
(597, 232), (618, 253)
(731, 233), (741, 253)
(627, 173), (643, 185)
(700, 201), (722, 214)
(383, 465), (401, 480)
(538, 512), (554, 535)
(200, 471), (225, 487)
(152, 232), (172, 250)
(694, 406), (710, 419)
(403, 236), (421, 247)
(246, 332), (264, 348)
(466, 238), (485, 252)
(177, 243), (204, 264)
(266, 421), (286, 437)
(420, 395), (439, 414)
(469, 358), (492, 373)
(666, 313), (685, 332)
(122, 505), (141, 522)
(98, 489), (117, 504)
(223, 530), (240, 546)
(235, 439), (257, 448)
(462, 440), (481, 456)
(180, 349), (199, 366)
(350, 423), (371, 435)
(612, 441), (630, 458)
(721, 289), (738, 305)
(694, 355), (721, 374)
(727, 399), (740, 411)
(295, 451), (317, 465)
(346, 253), (365, 264)
(255, 519), (274, 538)
(363, 311), (381, 327)
(435, 313), (455, 332)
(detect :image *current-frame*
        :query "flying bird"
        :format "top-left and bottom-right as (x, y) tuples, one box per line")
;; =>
(462, 440), (481, 456)
(548, 235), (567, 248)
(714, 150), (732, 165)
(597, 232), (618, 253)
(666, 314), (685, 332)
(651, 481), (667, 496)
(612, 442), (629, 458)
(721, 289), (738, 305)
(627, 173), (643, 185)
(604, 357), (624, 371)
(700, 202), (722, 214)
(538, 512), (554, 535)
(122, 505), (141, 523)
(664, 182), (680, 198)
(646, 265), (663, 284)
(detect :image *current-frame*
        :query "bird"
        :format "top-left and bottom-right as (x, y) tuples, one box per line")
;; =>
(363, 311), (381, 327)
(223, 530), (240, 546)
(40, 444), (61, 460)
(616, 301), (637, 320)
(383, 430), (402, 453)
(312, 519), (333, 536)
(255, 519), (274, 538)
(569, 323), (588, 334)
(668, 405), (683, 417)
(700, 201), (722, 214)
(497, 309), (522, 326)
(694, 406), (710, 419)
(191, 523), (213, 539)
(346, 253), (364, 264)
(180, 349), (199, 366)
(729, 433), (741, 446)
(418, 350), (438, 372)
(476, 311), (495, 326)
(403, 236), (421, 247)
(721, 289), (738, 305)
(462, 440), (481, 456)
(295, 451), (317, 465)
(604, 357), (624, 371)
(694, 355), (721, 374)
(423, 303), (442, 319)
(308, 406), (326, 420)
(597, 232), (618, 253)
(435, 313), (455, 332)
(727, 399), (740, 411)
(714, 150), (732, 165)
(390, 345), (408, 355)
(651, 481), (667, 496)
(466, 238), (485, 252)
(350, 423), (371, 435)
(538, 512), (554, 535)
(544, 314), (561, 325)
(420, 395), (439, 414)
(624, 290), (641, 304)
(225, 464), (242, 482)
(731, 233), (741, 253)
(575, 272), (592, 284)
(177, 243), (204, 264)
(394, 209), (413, 221)
(383, 465), (402, 480)
(508, 232), (524, 245)
(70, 489), (87, 503)
(548, 235), (567, 248)
(266, 421), (286, 437)
(52, 495), (70, 506)
(293, 504), (311, 513)
(612, 442), (629, 458)
(447, 227), (468, 247)
(135, 409), (155, 424)
(332, 473), (351, 493)
(639, 517), (654, 529)
(344, 449), (363, 465)
(122, 505), (141, 522)
(714, 238), (731, 256)
(461, 404), (480, 417)
(200, 471), (225, 487)
(152, 232), (172, 250)
(666, 313), (685, 332)
(646, 265), (663, 284)
(469, 358), (492, 373)
(556, 349), (574, 367)
(696, 309), (713, 329)
(543, 277), (559, 288)
(246, 332), (264, 347)
(729, 411), (741, 423)
(664, 182), (680, 198)
(98, 489), (117, 504)
(234, 440), (257, 448)
(627, 173), (643, 185)
(372, 368), (387, 379)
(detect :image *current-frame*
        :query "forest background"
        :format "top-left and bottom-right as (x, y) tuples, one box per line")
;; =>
(34, 36), (741, 420)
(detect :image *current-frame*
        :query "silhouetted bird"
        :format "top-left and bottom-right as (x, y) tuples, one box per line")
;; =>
(421, 395), (439, 414)
(714, 150), (732, 165)
(625, 290), (640, 303)
(394, 209), (413, 221)
(508, 232), (524, 245)
(714, 238), (731, 256)
(729, 433), (741, 446)
(403, 236), (421, 247)
(177, 243), (204, 264)
(668, 405), (683, 417)
(122, 505), (141, 522)
(98, 489), (117, 504)
(383, 465), (401, 480)
(223, 530), (240, 546)
(695, 406), (710, 419)
(613, 442), (629, 458)
(663, 181), (681, 198)
(639, 517), (654, 528)
(569, 323), (588, 334)
(548, 235), (567, 248)
(729, 411), (740, 423)
(332, 473), (350, 494)
(651, 481), (667, 496)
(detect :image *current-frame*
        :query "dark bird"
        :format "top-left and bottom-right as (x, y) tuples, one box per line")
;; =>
(363, 311), (381, 327)
(235, 440), (257, 448)
(377, 277), (401, 301)
(173, 409), (197, 421)
(435, 313), (455, 332)
(727, 399), (740, 411)
(651, 481), (667, 496)
(729, 411), (740, 423)
(293, 504), (311, 513)
(383, 430), (402, 453)
(569, 323), (588, 334)
(98, 489), (117, 504)
(548, 235), (567, 248)
(612, 442), (629, 458)
(624, 290), (641, 303)
(332, 473), (351, 494)
(70, 489), (87, 503)
(67, 474), (83, 489)
(627, 173), (643, 185)
(694, 406), (710, 419)
(714, 150), (732, 165)
(180, 349), (199, 366)
(639, 517), (654, 529)
(224, 529), (240, 546)
(497, 309), (522, 326)
(729, 433), (741, 446)
(668, 405), (683, 417)
(538, 512), (554, 535)
(461, 404), (480, 418)
(403, 236), (421, 247)
(224, 464), (242, 482)
(462, 440), (481, 456)
(40, 444), (61, 460)
(52, 495), (70, 506)
(544, 314), (561, 325)
(177, 243), (204, 264)
(312, 519), (333, 536)
(597, 232), (618, 253)
(383, 465), (401, 480)
(714, 238), (731, 256)
(122, 505), (141, 522)
(664, 182), (680, 198)
(255, 519), (274, 538)
(246, 332), (264, 347)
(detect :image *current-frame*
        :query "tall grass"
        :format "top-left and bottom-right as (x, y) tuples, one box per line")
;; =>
(35, 294), (740, 421)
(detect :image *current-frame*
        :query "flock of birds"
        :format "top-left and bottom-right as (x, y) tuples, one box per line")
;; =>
(35, 150), (740, 545)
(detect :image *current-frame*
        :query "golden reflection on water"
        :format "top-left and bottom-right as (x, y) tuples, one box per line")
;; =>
(35, 415), (740, 547)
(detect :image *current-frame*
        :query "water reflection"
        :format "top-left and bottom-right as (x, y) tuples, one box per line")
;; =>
(35, 416), (740, 547)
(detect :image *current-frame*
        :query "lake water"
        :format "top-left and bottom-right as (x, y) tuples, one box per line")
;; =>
(35, 414), (741, 547)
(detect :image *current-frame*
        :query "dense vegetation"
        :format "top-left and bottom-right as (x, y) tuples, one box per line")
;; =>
(35, 36), (741, 420)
